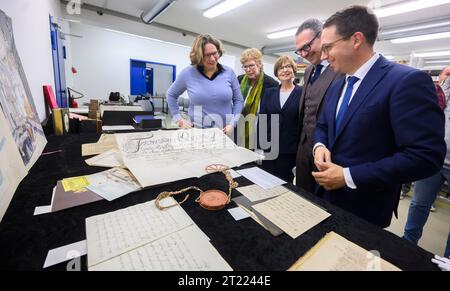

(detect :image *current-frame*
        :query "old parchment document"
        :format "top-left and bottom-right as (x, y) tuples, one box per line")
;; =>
(288, 232), (401, 271)
(86, 197), (231, 271)
(114, 128), (259, 188)
(253, 191), (331, 239)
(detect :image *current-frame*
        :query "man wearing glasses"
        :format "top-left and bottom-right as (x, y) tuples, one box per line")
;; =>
(295, 19), (342, 194)
(311, 6), (445, 228)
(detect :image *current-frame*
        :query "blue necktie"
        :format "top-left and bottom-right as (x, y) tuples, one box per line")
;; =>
(335, 76), (359, 133)
(310, 64), (323, 85)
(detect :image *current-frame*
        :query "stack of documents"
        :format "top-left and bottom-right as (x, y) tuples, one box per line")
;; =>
(52, 180), (103, 213)
(252, 192), (331, 239)
(85, 168), (142, 201)
(59, 168), (141, 203)
(113, 128), (259, 188)
(82, 134), (118, 157)
(85, 149), (125, 168)
(288, 232), (401, 271)
(233, 167), (331, 239)
(86, 197), (232, 271)
(237, 167), (286, 189)
(37, 168), (143, 215)
(236, 184), (289, 203)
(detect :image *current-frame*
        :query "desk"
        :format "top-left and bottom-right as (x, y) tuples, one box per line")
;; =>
(0, 134), (439, 271)
(152, 95), (168, 114)
(69, 107), (89, 115)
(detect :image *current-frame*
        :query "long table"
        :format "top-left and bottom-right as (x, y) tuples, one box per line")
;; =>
(0, 133), (439, 271)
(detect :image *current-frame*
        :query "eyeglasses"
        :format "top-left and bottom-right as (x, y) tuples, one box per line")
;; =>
(278, 64), (293, 71)
(204, 51), (220, 59)
(295, 32), (321, 56)
(321, 37), (347, 54)
(242, 63), (257, 71)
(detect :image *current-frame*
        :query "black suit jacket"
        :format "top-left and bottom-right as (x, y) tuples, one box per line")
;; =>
(237, 74), (279, 100)
(259, 85), (302, 154)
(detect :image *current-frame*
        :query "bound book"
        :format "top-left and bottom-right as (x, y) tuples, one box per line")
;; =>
(52, 108), (70, 135)
(133, 115), (162, 129)
(51, 181), (103, 213)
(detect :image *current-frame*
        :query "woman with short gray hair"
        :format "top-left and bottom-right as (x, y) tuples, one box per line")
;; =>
(237, 48), (278, 148)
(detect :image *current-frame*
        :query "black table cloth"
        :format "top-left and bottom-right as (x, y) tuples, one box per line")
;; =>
(0, 133), (439, 271)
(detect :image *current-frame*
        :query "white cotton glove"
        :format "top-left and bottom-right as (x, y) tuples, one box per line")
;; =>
(431, 255), (450, 271)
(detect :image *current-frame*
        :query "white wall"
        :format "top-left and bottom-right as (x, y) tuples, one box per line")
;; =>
(62, 8), (278, 103)
(146, 63), (174, 96)
(0, 0), (61, 121)
(69, 22), (236, 103)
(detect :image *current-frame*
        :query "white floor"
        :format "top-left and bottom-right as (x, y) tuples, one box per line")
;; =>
(387, 195), (450, 256)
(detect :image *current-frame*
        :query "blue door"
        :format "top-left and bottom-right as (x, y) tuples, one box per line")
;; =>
(50, 16), (68, 108)
(130, 59), (176, 97)
(130, 60), (146, 95)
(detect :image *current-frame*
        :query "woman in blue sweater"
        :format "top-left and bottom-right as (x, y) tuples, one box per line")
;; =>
(167, 34), (244, 134)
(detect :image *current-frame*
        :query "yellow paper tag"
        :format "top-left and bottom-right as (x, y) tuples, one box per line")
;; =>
(62, 176), (90, 192)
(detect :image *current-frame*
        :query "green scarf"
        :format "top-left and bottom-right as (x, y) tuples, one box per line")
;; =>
(240, 73), (264, 149)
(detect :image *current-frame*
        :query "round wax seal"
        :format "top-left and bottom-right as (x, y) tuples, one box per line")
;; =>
(198, 190), (229, 210)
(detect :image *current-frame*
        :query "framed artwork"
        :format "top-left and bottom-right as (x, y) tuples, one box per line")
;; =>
(0, 10), (46, 169)
(0, 10), (47, 221)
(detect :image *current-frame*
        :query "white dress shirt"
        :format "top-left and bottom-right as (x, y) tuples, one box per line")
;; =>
(280, 90), (293, 108)
(316, 60), (330, 75)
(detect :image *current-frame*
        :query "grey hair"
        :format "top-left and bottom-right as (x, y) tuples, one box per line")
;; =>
(296, 18), (323, 36)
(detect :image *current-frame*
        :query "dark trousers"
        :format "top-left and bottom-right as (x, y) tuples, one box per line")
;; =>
(296, 142), (317, 194)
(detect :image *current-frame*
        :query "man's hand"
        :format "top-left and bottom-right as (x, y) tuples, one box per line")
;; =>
(314, 146), (332, 171)
(432, 255), (450, 271)
(312, 162), (346, 191)
(177, 119), (193, 129)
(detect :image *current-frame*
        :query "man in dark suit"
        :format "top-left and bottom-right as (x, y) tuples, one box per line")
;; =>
(295, 19), (342, 194)
(312, 6), (446, 228)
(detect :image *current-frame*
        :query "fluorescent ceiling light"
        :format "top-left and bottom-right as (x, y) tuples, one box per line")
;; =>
(262, 43), (296, 54)
(62, 18), (81, 23)
(413, 50), (450, 58)
(267, 28), (297, 40)
(141, 0), (176, 24)
(384, 55), (395, 60)
(203, 0), (253, 18)
(382, 20), (450, 35)
(373, 0), (450, 18)
(391, 31), (450, 43)
(426, 59), (450, 63)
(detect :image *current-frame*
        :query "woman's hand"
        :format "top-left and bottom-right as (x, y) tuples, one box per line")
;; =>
(223, 125), (234, 135)
(177, 119), (193, 129)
